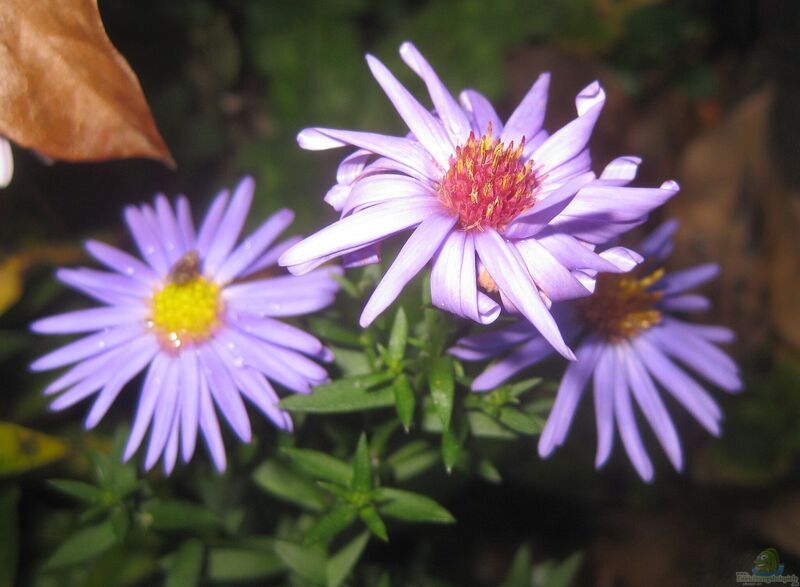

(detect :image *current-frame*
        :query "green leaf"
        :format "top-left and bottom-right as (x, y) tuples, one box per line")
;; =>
(142, 499), (222, 531)
(280, 381), (395, 413)
(359, 505), (388, 542)
(441, 430), (462, 473)
(304, 505), (357, 546)
(42, 519), (118, 570)
(500, 544), (531, 587)
(327, 531), (370, 587)
(428, 357), (455, 431)
(498, 407), (545, 435)
(164, 539), (203, 587)
(392, 374), (416, 431)
(329, 345), (371, 376)
(377, 572), (391, 587)
(387, 307), (408, 364)
(309, 317), (363, 346)
(207, 546), (284, 582)
(467, 411), (517, 439)
(282, 448), (352, 486)
(0, 487), (19, 587)
(274, 541), (327, 585)
(330, 272), (360, 298)
(507, 377), (543, 397)
(252, 459), (326, 512)
(533, 552), (584, 587)
(351, 434), (372, 491)
(0, 421), (70, 476)
(47, 479), (103, 503)
(375, 488), (455, 524)
(477, 459), (502, 484)
(390, 449), (438, 483)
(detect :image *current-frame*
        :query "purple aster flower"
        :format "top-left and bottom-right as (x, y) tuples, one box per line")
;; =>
(279, 41), (678, 360)
(31, 177), (340, 474)
(450, 221), (742, 481)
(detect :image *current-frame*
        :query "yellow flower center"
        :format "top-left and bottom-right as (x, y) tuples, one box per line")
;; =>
(150, 253), (222, 350)
(576, 269), (664, 342)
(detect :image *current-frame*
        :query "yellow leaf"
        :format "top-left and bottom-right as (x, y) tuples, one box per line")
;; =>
(0, 422), (70, 477)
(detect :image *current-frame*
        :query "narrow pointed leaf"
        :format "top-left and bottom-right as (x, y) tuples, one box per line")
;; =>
(42, 519), (118, 570)
(281, 448), (352, 486)
(375, 488), (455, 524)
(351, 434), (372, 491)
(304, 506), (357, 546)
(498, 407), (545, 435)
(142, 499), (222, 531)
(47, 479), (103, 503)
(441, 430), (462, 473)
(388, 307), (408, 364)
(252, 459), (326, 512)
(164, 539), (203, 587)
(327, 531), (370, 587)
(428, 357), (455, 430)
(274, 541), (327, 585)
(280, 384), (395, 413)
(392, 374), (416, 431)
(360, 505), (388, 542)
(208, 546), (284, 582)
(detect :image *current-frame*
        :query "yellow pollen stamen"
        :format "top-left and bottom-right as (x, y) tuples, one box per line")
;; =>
(150, 254), (223, 351)
(577, 269), (665, 342)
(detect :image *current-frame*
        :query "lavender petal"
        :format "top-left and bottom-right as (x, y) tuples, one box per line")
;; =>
(85, 240), (158, 284)
(366, 54), (453, 168)
(279, 197), (442, 272)
(399, 42), (471, 144)
(515, 239), (590, 301)
(199, 342), (252, 442)
(124, 353), (168, 462)
(297, 128), (439, 181)
(472, 335), (559, 391)
(32, 306), (147, 335)
(474, 230), (575, 360)
(213, 208), (294, 284)
(196, 189), (231, 257)
(31, 324), (145, 372)
(198, 374), (227, 472)
(179, 349), (200, 463)
(459, 89), (503, 135)
(501, 73), (550, 147)
(124, 205), (170, 275)
(360, 213), (456, 327)
(622, 344), (683, 471)
(632, 335), (722, 436)
(612, 345), (654, 482)
(592, 345), (616, 467)
(85, 336), (159, 428)
(203, 177), (255, 276)
(539, 335), (602, 456)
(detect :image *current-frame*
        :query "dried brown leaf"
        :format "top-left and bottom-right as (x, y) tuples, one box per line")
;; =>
(0, 0), (174, 166)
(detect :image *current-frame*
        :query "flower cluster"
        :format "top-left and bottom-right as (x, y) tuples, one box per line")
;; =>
(32, 42), (740, 480)
(279, 42), (678, 360)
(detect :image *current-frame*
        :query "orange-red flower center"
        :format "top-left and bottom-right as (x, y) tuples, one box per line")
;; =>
(437, 123), (540, 231)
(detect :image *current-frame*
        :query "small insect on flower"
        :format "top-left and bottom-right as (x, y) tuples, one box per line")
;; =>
(450, 221), (742, 481)
(31, 177), (340, 474)
(280, 41), (678, 360)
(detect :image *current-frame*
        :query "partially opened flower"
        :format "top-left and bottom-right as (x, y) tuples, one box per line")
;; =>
(450, 221), (742, 481)
(31, 178), (340, 473)
(280, 41), (678, 359)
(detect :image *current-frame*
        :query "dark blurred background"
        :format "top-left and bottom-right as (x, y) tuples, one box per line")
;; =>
(2, 1), (799, 585)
